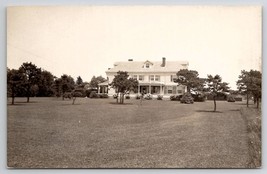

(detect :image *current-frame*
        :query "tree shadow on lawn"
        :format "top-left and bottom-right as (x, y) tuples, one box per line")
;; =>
(195, 110), (223, 113)
(7, 103), (27, 106)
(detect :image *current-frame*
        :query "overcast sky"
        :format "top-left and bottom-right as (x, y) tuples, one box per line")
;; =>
(7, 6), (261, 89)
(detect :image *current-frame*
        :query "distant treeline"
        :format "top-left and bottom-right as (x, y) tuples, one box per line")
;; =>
(7, 62), (106, 104)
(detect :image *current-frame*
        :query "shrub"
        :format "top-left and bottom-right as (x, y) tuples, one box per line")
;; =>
(101, 93), (109, 98)
(63, 92), (72, 99)
(85, 89), (97, 97)
(170, 95), (182, 101)
(144, 93), (152, 100)
(135, 94), (141, 99)
(192, 93), (206, 102)
(89, 91), (100, 98)
(113, 94), (118, 99)
(125, 94), (130, 99)
(157, 95), (163, 100)
(227, 95), (236, 102)
(180, 93), (194, 104)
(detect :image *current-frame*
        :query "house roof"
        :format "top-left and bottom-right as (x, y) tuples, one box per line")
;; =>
(106, 60), (189, 73)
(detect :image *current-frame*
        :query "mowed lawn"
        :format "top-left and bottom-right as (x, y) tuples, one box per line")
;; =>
(7, 97), (249, 168)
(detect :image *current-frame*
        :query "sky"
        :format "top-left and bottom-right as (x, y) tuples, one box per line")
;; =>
(7, 6), (262, 89)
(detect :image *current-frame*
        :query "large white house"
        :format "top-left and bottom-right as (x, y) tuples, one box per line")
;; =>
(98, 58), (188, 96)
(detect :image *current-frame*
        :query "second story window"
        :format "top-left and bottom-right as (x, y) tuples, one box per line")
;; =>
(133, 75), (137, 80)
(155, 75), (160, 81)
(139, 75), (144, 81)
(146, 63), (150, 68)
(150, 75), (154, 81)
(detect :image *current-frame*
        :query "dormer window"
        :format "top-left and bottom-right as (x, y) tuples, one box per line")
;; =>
(143, 60), (153, 69)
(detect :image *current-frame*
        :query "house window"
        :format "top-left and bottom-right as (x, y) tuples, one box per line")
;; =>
(177, 90), (183, 94)
(155, 75), (160, 81)
(167, 86), (173, 94)
(150, 75), (154, 81)
(146, 63), (150, 68)
(170, 75), (177, 82)
(133, 75), (137, 80)
(139, 75), (144, 81)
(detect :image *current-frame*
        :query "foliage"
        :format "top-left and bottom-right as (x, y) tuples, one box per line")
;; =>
(63, 92), (72, 99)
(175, 69), (204, 95)
(37, 70), (55, 97)
(113, 94), (118, 99)
(125, 94), (130, 99)
(144, 93), (152, 100)
(89, 91), (100, 98)
(206, 74), (229, 111)
(18, 62), (42, 102)
(72, 91), (83, 105)
(170, 95), (182, 101)
(157, 95), (163, 100)
(135, 94), (141, 99)
(180, 93), (194, 104)
(192, 93), (206, 102)
(237, 70), (262, 108)
(76, 76), (83, 85)
(60, 74), (75, 100)
(89, 76), (106, 90)
(7, 68), (27, 104)
(227, 95), (236, 102)
(99, 93), (109, 98)
(110, 71), (138, 104)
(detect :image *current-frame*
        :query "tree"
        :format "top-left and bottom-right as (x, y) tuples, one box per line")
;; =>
(89, 76), (106, 91)
(53, 78), (62, 97)
(60, 74), (75, 100)
(76, 76), (83, 85)
(37, 70), (55, 97)
(18, 62), (41, 102)
(71, 91), (83, 105)
(175, 69), (204, 95)
(110, 71), (138, 104)
(206, 74), (229, 112)
(237, 70), (262, 108)
(7, 68), (26, 105)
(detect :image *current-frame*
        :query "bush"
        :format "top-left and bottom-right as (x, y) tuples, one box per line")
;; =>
(180, 93), (194, 104)
(85, 89), (97, 97)
(192, 93), (206, 102)
(125, 94), (130, 99)
(157, 95), (163, 100)
(63, 92), (72, 99)
(101, 93), (109, 98)
(89, 91), (100, 98)
(227, 95), (236, 102)
(144, 93), (152, 100)
(113, 94), (118, 99)
(170, 95), (182, 101)
(135, 94), (141, 99)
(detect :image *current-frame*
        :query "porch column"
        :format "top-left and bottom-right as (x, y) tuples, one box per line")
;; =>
(149, 85), (151, 94)
(98, 86), (100, 93)
(138, 85), (140, 94)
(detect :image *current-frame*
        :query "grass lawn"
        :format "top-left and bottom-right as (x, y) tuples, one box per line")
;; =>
(7, 97), (252, 168)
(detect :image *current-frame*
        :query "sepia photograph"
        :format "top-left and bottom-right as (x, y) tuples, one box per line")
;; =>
(7, 6), (262, 168)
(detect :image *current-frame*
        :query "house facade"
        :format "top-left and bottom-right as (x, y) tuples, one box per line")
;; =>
(99, 58), (188, 96)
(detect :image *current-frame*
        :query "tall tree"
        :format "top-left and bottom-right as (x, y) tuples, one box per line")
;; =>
(89, 76), (106, 91)
(110, 71), (138, 104)
(76, 76), (83, 85)
(60, 74), (75, 100)
(206, 74), (229, 112)
(18, 62), (41, 102)
(237, 70), (262, 108)
(53, 78), (62, 97)
(175, 69), (204, 95)
(38, 70), (55, 97)
(7, 68), (26, 105)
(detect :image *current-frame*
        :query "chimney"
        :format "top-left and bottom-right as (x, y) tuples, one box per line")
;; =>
(128, 59), (133, 61)
(161, 57), (166, 67)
